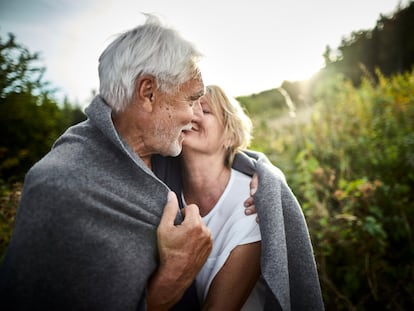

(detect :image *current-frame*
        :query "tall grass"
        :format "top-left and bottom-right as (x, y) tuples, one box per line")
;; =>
(250, 71), (414, 310)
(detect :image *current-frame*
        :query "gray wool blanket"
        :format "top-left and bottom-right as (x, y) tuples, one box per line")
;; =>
(0, 95), (324, 310)
(232, 151), (324, 311)
(1, 96), (171, 310)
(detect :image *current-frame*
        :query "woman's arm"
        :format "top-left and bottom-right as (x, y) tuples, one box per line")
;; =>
(202, 241), (261, 311)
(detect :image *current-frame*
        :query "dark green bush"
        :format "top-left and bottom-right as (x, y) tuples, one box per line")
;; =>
(252, 71), (414, 310)
(0, 181), (21, 260)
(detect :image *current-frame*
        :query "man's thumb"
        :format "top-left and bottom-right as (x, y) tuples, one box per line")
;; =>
(159, 191), (179, 226)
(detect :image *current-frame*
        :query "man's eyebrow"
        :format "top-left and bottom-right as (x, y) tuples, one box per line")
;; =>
(191, 90), (205, 100)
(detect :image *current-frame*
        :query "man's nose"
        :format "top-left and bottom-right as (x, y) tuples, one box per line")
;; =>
(192, 99), (203, 120)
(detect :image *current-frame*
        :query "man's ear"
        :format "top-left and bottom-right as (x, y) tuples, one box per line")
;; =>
(136, 75), (155, 112)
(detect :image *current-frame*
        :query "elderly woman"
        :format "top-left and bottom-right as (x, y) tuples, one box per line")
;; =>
(180, 85), (263, 310)
(153, 85), (324, 310)
(182, 85), (325, 310)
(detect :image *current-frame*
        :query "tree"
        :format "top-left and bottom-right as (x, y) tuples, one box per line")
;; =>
(0, 33), (85, 182)
(324, 2), (414, 85)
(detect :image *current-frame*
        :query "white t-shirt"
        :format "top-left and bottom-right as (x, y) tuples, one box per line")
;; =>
(184, 169), (265, 310)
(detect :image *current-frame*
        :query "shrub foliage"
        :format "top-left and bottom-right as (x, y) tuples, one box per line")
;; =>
(248, 71), (414, 310)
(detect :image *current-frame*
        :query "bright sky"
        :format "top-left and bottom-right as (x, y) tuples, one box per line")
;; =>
(0, 0), (406, 107)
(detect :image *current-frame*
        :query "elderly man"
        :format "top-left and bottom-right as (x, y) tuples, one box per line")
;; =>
(0, 15), (212, 310)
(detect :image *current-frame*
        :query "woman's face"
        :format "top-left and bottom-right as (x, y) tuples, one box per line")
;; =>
(182, 94), (229, 158)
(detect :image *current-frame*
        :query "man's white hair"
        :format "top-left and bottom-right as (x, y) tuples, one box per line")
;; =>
(98, 13), (203, 112)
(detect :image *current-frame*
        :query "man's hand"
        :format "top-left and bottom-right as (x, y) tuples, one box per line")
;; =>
(147, 191), (212, 310)
(244, 173), (259, 222)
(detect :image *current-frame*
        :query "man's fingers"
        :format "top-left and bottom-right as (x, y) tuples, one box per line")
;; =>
(159, 191), (179, 227)
(250, 173), (258, 196)
(244, 197), (254, 207)
(245, 205), (257, 216)
(181, 204), (201, 222)
(245, 173), (258, 216)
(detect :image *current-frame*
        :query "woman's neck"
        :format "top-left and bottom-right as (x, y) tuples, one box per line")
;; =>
(180, 154), (231, 217)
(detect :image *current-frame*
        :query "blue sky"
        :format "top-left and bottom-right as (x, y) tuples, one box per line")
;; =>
(0, 0), (406, 106)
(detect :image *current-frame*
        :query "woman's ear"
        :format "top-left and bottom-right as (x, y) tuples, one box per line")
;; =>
(136, 75), (155, 112)
(223, 135), (234, 150)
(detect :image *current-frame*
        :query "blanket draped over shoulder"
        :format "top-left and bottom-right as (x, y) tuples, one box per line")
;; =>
(232, 151), (324, 311)
(0, 96), (172, 310)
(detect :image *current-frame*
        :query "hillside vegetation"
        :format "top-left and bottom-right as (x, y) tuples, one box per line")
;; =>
(239, 70), (414, 310)
(234, 6), (414, 307)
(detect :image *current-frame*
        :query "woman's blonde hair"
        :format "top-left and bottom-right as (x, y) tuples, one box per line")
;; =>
(205, 85), (253, 167)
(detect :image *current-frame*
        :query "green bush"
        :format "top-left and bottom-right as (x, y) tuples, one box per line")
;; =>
(255, 71), (414, 310)
(0, 181), (21, 259)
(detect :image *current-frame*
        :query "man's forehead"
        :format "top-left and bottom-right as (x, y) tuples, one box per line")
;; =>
(193, 76), (205, 95)
(181, 76), (205, 96)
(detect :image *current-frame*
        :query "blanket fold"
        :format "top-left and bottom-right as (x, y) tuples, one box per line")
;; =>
(233, 151), (324, 311)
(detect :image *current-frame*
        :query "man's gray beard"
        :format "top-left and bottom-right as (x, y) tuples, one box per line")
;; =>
(155, 124), (182, 157)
